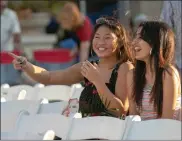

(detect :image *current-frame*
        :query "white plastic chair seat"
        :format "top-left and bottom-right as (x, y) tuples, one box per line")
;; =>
(1, 84), (10, 96)
(4, 85), (35, 101)
(1, 131), (19, 140)
(38, 101), (69, 114)
(1, 83), (10, 89)
(1, 100), (42, 115)
(34, 83), (45, 88)
(71, 83), (83, 88)
(71, 87), (84, 100)
(1, 131), (44, 140)
(17, 113), (73, 140)
(36, 85), (72, 101)
(126, 119), (181, 140)
(1, 112), (21, 132)
(1, 97), (6, 102)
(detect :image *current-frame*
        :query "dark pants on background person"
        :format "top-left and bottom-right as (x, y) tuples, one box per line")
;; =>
(1, 64), (21, 85)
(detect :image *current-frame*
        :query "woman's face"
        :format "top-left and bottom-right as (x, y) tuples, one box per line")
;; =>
(58, 12), (73, 30)
(132, 27), (151, 61)
(92, 26), (118, 58)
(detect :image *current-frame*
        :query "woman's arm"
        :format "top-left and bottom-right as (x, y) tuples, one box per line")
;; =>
(25, 62), (84, 85)
(10, 53), (84, 85)
(126, 69), (139, 115)
(94, 62), (134, 116)
(162, 66), (180, 119)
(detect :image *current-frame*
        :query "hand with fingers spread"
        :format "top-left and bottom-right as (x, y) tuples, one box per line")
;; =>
(8, 52), (28, 70)
(81, 60), (103, 85)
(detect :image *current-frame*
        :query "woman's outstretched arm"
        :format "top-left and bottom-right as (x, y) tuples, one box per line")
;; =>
(10, 53), (84, 85)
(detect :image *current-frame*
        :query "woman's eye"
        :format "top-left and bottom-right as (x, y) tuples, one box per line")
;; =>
(94, 36), (99, 39)
(105, 37), (111, 39)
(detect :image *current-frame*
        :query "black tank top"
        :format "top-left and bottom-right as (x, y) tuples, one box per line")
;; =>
(79, 61), (121, 117)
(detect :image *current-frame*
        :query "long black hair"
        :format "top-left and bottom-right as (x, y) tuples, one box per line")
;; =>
(132, 21), (175, 117)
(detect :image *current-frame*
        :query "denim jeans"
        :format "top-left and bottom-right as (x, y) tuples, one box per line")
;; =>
(1, 64), (21, 85)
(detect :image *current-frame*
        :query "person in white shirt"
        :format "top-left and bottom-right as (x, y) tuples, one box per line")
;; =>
(160, 1), (181, 79)
(1, 0), (21, 51)
(1, 0), (22, 85)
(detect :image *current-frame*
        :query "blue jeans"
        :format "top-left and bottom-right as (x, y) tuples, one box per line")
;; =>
(1, 64), (21, 85)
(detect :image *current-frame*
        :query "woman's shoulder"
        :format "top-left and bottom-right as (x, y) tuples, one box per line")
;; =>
(163, 65), (180, 80)
(75, 16), (93, 41)
(82, 15), (93, 26)
(118, 61), (134, 73)
(163, 65), (181, 90)
(163, 65), (181, 95)
(79, 15), (93, 30)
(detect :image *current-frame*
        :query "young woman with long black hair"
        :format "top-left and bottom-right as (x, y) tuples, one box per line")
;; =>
(127, 21), (181, 120)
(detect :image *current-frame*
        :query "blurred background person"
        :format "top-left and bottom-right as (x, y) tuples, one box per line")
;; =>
(160, 1), (182, 80)
(1, 0), (22, 85)
(47, 1), (93, 63)
(45, 12), (59, 34)
(1, 0), (21, 52)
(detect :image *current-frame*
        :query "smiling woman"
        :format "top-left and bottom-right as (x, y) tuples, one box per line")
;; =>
(92, 26), (118, 58)
(127, 21), (181, 121)
(79, 16), (134, 117)
(10, 16), (134, 118)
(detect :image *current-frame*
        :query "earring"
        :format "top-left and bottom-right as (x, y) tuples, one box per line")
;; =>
(119, 50), (122, 58)
(150, 49), (152, 55)
(91, 49), (94, 57)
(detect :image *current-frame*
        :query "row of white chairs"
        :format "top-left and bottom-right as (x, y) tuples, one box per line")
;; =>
(1, 112), (181, 140)
(1, 100), (69, 115)
(1, 84), (181, 140)
(1, 112), (74, 140)
(1, 83), (84, 102)
(1, 83), (83, 134)
(1, 99), (81, 136)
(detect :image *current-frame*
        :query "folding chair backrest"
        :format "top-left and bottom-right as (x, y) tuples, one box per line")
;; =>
(36, 85), (72, 101)
(1, 100), (41, 115)
(17, 114), (72, 140)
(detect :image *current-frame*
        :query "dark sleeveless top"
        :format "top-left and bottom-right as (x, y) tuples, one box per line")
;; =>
(79, 61), (121, 117)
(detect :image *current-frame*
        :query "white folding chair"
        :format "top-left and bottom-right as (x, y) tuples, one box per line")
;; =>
(1, 83), (10, 96)
(36, 85), (72, 101)
(1, 100), (42, 115)
(71, 83), (83, 88)
(1, 131), (19, 140)
(126, 119), (181, 140)
(1, 83), (10, 89)
(1, 130), (56, 140)
(16, 113), (72, 140)
(71, 87), (84, 100)
(38, 101), (69, 114)
(4, 85), (35, 101)
(17, 90), (27, 100)
(34, 83), (45, 88)
(1, 112), (22, 132)
(1, 97), (6, 102)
